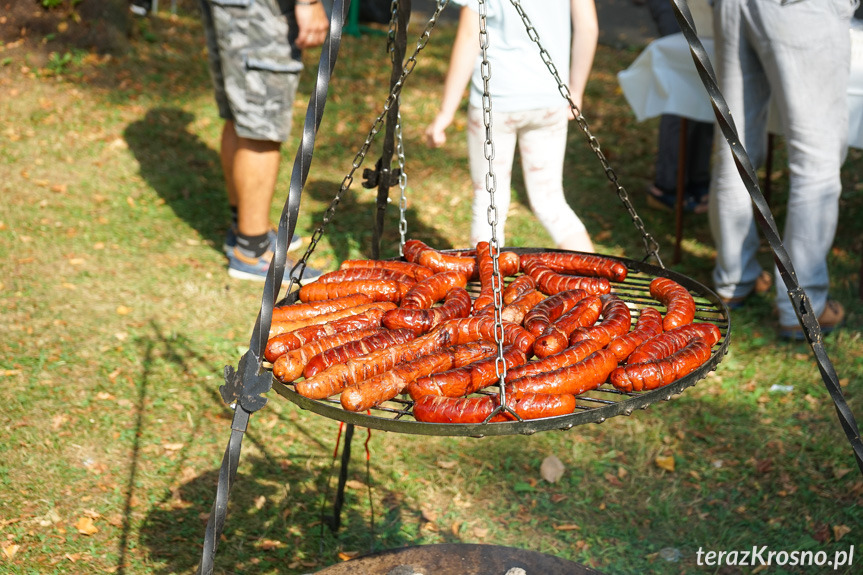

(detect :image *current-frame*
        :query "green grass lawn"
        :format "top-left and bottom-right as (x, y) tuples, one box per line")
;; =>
(1, 3), (862, 575)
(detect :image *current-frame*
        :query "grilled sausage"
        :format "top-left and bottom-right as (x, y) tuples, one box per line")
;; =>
(523, 288), (588, 336)
(520, 252), (628, 282)
(569, 294), (633, 348)
(500, 289), (546, 325)
(503, 275), (537, 305)
(442, 316), (537, 355)
(271, 294), (373, 323)
(401, 271), (469, 309)
(606, 306), (664, 361)
(523, 260), (611, 296)
(266, 304), (396, 360)
(317, 267), (416, 285)
(412, 393), (576, 423)
(610, 337), (712, 392)
(339, 258), (434, 281)
(650, 277), (696, 330)
(407, 346), (528, 399)
(269, 301), (389, 336)
(381, 287), (472, 334)
(506, 348), (618, 397)
(627, 322), (721, 365)
(504, 338), (604, 383)
(303, 327), (417, 378)
(272, 327), (383, 382)
(533, 295), (603, 359)
(339, 341), (499, 411)
(298, 279), (411, 304)
(403, 239), (478, 278)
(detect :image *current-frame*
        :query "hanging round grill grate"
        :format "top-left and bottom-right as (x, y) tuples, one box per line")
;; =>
(269, 248), (731, 437)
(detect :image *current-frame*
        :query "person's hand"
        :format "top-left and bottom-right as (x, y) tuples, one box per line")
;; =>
(424, 112), (452, 148)
(294, 1), (329, 49)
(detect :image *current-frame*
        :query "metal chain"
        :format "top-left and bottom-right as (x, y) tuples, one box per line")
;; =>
(305, 0), (448, 261)
(507, 0), (663, 267)
(477, 0), (516, 420)
(388, 1), (409, 255)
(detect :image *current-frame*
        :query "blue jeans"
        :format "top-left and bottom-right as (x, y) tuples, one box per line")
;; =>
(709, 0), (854, 325)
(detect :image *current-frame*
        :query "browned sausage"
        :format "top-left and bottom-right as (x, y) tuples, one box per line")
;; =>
(610, 337), (712, 392)
(506, 348), (618, 397)
(442, 316), (537, 355)
(304, 327), (417, 378)
(298, 279), (412, 304)
(411, 393), (576, 423)
(381, 287), (472, 334)
(500, 289), (546, 325)
(627, 322), (721, 365)
(269, 301), (390, 336)
(504, 338), (604, 383)
(317, 267), (416, 285)
(473, 241), (497, 313)
(523, 260), (612, 296)
(403, 239), (478, 278)
(339, 341), (499, 411)
(339, 258), (434, 281)
(523, 288), (588, 336)
(650, 277), (696, 331)
(401, 271), (469, 309)
(503, 275), (537, 305)
(265, 304), (396, 362)
(271, 294), (373, 323)
(407, 346), (528, 399)
(294, 320), (480, 399)
(272, 327), (383, 382)
(606, 306), (664, 361)
(533, 295), (603, 359)
(520, 252), (628, 282)
(568, 294), (633, 348)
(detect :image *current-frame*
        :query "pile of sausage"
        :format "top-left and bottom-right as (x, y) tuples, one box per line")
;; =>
(264, 239), (721, 424)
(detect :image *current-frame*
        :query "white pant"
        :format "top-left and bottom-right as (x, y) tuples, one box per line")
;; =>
(466, 105), (587, 248)
(709, 0), (854, 325)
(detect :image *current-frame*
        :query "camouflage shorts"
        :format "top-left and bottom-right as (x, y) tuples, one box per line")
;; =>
(199, 0), (302, 142)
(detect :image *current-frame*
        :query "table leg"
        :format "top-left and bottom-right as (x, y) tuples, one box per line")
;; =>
(673, 117), (688, 264)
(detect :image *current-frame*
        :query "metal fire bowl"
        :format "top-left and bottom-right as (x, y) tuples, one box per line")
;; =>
(272, 249), (731, 437)
(313, 543), (606, 575)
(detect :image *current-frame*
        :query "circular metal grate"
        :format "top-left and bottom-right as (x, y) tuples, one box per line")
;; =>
(270, 249), (730, 437)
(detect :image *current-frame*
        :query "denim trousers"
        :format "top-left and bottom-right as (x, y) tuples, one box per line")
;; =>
(709, 0), (854, 326)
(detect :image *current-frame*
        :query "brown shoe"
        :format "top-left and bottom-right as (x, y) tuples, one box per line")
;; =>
(778, 299), (845, 341)
(719, 270), (773, 310)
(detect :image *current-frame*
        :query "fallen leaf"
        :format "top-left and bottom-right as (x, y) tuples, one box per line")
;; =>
(163, 442), (184, 451)
(421, 509), (437, 523)
(258, 539), (283, 551)
(96, 392), (115, 401)
(338, 551), (359, 561)
(655, 455), (675, 472)
(116, 306), (131, 315)
(65, 552), (81, 562)
(2, 544), (20, 559)
(553, 524), (580, 531)
(540, 455), (565, 483)
(69, 258), (85, 266)
(755, 459), (773, 474)
(74, 516), (99, 535)
(254, 495), (266, 510)
(436, 460), (457, 469)
(603, 472), (623, 487)
(473, 526), (489, 538)
(834, 467), (852, 480)
(57, 22), (68, 33)
(38, 509), (62, 526)
(345, 480), (365, 490)
(106, 514), (123, 527)
(451, 520), (462, 536)
(833, 524), (851, 541)
(51, 184), (67, 193)
(52, 414), (68, 430)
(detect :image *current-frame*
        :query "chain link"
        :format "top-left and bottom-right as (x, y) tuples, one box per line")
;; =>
(507, 0), (663, 267)
(395, 111), (409, 255)
(476, 0), (515, 418)
(303, 1), (448, 264)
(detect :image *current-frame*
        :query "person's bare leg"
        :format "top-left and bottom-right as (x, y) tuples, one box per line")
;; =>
(232, 133), (281, 237)
(221, 121), (239, 209)
(557, 230), (594, 253)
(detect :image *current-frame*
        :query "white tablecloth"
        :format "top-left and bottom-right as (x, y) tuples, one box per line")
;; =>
(617, 22), (863, 149)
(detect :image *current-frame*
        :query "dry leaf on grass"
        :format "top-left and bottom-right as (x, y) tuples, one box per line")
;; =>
(553, 524), (580, 531)
(345, 480), (365, 490)
(654, 455), (675, 472)
(436, 460), (457, 469)
(473, 526), (489, 538)
(833, 524), (851, 541)
(258, 539), (284, 551)
(74, 516), (98, 535)
(338, 551), (359, 561)
(540, 455), (565, 483)
(254, 496), (266, 510)
(2, 544), (20, 560)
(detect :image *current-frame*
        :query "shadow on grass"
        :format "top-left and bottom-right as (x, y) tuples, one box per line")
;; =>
(124, 107), (229, 251)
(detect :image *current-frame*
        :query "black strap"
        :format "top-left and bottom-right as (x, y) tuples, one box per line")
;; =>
(671, 0), (863, 474)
